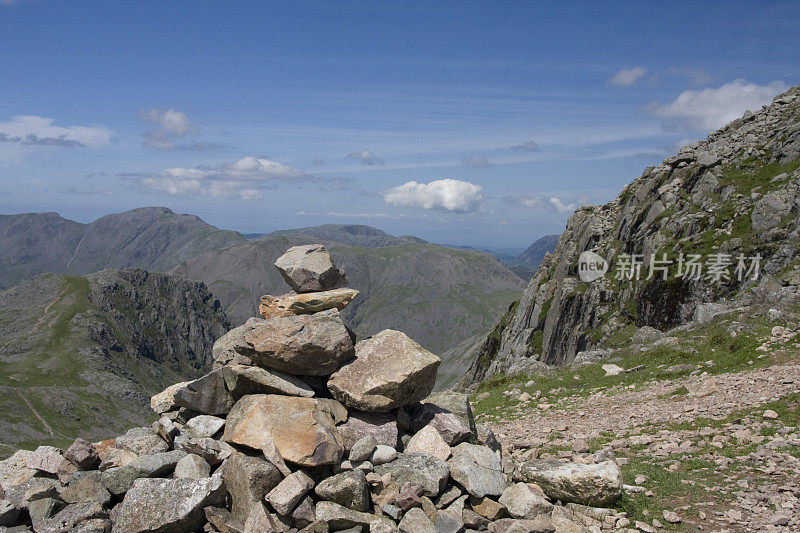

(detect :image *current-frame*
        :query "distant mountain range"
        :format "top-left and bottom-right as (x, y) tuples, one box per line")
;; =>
(0, 207), (245, 290)
(0, 209), (527, 399)
(170, 226), (526, 365)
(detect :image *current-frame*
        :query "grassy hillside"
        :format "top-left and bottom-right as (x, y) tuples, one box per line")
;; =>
(0, 270), (229, 455)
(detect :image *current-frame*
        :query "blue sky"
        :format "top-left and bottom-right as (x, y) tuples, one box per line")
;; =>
(1, 1), (798, 248)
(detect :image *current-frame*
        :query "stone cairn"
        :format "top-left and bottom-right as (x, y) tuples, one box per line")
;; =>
(0, 244), (624, 533)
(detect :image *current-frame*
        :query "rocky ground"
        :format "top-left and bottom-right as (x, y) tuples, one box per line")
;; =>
(473, 304), (800, 532)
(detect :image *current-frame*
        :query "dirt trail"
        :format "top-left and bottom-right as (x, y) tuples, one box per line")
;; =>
(491, 361), (800, 448)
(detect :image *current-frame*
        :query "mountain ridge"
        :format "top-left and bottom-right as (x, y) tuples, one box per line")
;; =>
(0, 268), (230, 453)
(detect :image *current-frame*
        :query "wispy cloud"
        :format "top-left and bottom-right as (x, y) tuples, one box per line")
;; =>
(0, 115), (113, 149)
(384, 179), (483, 213)
(461, 156), (493, 168)
(505, 193), (588, 214)
(138, 108), (222, 151)
(297, 210), (402, 219)
(609, 67), (646, 87)
(503, 193), (544, 208)
(60, 186), (113, 197)
(549, 196), (585, 213)
(346, 149), (385, 166)
(128, 155), (333, 199)
(510, 140), (539, 152)
(647, 78), (789, 131)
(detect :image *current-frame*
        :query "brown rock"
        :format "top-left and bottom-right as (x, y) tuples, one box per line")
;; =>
(274, 244), (348, 293)
(470, 496), (508, 520)
(223, 394), (344, 466)
(405, 425), (452, 462)
(338, 410), (398, 450)
(222, 452), (283, 522)
(260, 288), (359, 319)
(150, 382), (190, 415)
(328, 329), (440, 412)
(222, 364), (315, 399)
(173, 369), (234, 416)
(244, 309), (355, 376)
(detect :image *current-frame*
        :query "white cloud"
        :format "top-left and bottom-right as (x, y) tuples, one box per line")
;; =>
(346, 149), (385, 166)
(139, 108), (194, 137)
(132, 156), (320, 199)
(510, 140), (539, 152)
(648, 79), (789, 131)
(462, 156), (493, 168)
(549, 197), (586, 214)
(383, 179), (483, 213)
(609, 67), (646, 87)
(137, 108), (221, 151)
(0, 115), (113, 148)
(297, 210), (398, 219)
(505, 193), (588, 214)
(504, 194), (544, 208)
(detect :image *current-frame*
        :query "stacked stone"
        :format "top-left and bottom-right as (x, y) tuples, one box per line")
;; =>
(0, 244), (622, 532)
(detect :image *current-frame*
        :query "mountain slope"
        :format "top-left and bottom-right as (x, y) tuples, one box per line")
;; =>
(0, 269), (229, 453)
(514, 234), (560, 268)
(263, 224), (427, 248)
(505, 234), (560, 280)
(0, 207), (246, 289)
(171, 237), (526, 366)
(461, 84), (800, 387)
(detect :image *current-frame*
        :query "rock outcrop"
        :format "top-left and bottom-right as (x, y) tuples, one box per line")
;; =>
(2, 245), (604, 532)
(462, 85), (800, 386)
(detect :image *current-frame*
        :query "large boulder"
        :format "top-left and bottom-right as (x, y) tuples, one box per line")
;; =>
(114, 427), (169, 456)
(64, 439), (101, 471)
(0, 450), (37, 490)
(314, 469), (370, 512)
(243, 309), (355, 376)
(405, 425), (452, 462)
(498, 483), (553, 519)
(211, 323), (257, 368)
(260, 288), (359, 319)
(172, 369), (234, 416)
(25, 446), (67, 475)
(222, 364), (315, 399)
(223, 394), (344, 466)
(314, 501), (375, 530)
(447, 443), (506, 498)
(150, 382), (190, 415)
(337, 410), (398, 450)
(112, 477), (225, 532)
(328, 330), (440, 412)
(266, 470), (315, 516)
(399, 398), (474, 446)
(274, 244), (348, 293)
(222, 452), (282, 522)
(513, 460), (622, 507)
(374, 453), (449, 497)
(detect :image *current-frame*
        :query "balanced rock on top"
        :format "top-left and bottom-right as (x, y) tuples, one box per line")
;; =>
(274, 244), (348, 293)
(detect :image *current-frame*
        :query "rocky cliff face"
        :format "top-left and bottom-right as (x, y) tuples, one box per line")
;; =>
(0, 269), (229, 452)
(462, 85), (800, 387)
